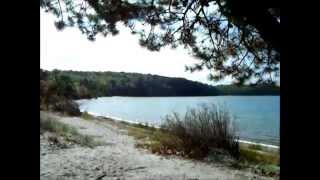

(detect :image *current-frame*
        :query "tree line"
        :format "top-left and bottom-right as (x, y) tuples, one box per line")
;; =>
(40, 68), (279, 100)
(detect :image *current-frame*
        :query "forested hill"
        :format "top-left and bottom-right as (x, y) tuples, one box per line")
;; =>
(215, 85), (280, 96)
(40, 69), (279, 99)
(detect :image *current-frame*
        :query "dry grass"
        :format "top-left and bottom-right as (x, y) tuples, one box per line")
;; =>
(247, 144), (263, 151)
(229, 145), (280, 177)
(127, 104), (240, 158)
(40, 112), (100, 148)
(127, 124), (280, 177)
(159, 104), (239, 158)
(239, 148), (279, 165)
(123, 104), (279, 177)
(127, 126), (153, 140)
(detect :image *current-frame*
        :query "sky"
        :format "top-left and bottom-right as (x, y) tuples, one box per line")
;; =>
(40, 10), (232, 86)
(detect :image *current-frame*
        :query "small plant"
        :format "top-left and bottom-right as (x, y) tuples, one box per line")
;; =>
(256, 164), (280, 177)
(81, 111), (94, 120)
(72, 134), (98, 148)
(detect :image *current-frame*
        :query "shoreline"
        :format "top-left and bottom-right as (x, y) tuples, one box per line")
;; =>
(84, 111), (280, 150)
(41, 111), (278, 179)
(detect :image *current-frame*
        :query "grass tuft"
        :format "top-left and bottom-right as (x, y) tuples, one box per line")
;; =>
(40, 112), (99, 148)
(81, 111), (94, 120)
(239, 148), (279, 165)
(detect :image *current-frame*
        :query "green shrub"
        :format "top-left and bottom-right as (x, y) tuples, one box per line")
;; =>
(81, 111), (94, 120)
(255, 164), (280, 177)
(160, 103), (239, 159)
(52, 99), (81, 116)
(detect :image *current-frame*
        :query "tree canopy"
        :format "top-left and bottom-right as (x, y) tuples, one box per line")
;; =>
(40, 69), (279, 99)
(40, 0), (279, 85)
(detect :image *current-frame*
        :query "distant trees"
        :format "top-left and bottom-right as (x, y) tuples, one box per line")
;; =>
(215, 84), (279, 95)
(40, 69), (81, 115)
(40, 68), (279, 114)
(53, 75), (77, 98)
(40, 69), (279, 100)
(40, 80), (49, 109)
(76, 85), (91, 99)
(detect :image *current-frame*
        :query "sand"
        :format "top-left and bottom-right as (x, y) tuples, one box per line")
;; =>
(40, 112), (275, 180)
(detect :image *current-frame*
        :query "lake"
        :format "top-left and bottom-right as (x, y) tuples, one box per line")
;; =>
(77, 96), (279, 146)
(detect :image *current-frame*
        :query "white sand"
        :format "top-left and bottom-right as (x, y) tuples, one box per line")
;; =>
(40, 112), (275, 180)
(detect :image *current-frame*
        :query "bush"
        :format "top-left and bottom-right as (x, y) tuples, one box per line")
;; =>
(52, 99), (81, 116)
(160, 103), (239, 159)
(81, 111), (94, 120)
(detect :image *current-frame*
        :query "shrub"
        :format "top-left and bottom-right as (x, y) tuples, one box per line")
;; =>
(81, 111), (94, 120)
(160, 103), (239, 159)
(52, 99), (81, 116)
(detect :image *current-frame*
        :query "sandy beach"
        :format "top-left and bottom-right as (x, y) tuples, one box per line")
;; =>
(40, 112), (276, 180)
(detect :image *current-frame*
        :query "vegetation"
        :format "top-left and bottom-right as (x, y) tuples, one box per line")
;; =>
(247, 144), (263, 151)
(215, 84), (280, 95)
(81, 111), (94, 120)
(127, 123), (279, 177)
(159, 104), (239, 158)
(40, 1), (280, 176)
(124, 104), (279, 177)
(127, 104), (240, 159)
(40, 69), (279, 101)
(41, 0), (279, 85)
(40, 112), (99, 148)
(232, 145), (280, 177)
(40, 69), (81, 116)
(238, 148), (278, 165)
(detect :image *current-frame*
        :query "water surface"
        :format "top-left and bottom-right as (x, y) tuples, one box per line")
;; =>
(77, 96), (279, 145)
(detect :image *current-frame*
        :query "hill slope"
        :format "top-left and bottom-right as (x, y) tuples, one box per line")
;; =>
(40, 69), (279, 98)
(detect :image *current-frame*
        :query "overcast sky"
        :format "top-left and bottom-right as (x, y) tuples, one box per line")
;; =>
(40, 10), (232, 85)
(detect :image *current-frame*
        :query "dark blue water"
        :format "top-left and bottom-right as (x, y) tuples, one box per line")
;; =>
(77, 96), (279, 145)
